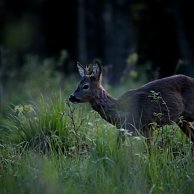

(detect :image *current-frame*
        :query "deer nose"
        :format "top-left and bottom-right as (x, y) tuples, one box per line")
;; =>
(69, 94), (75, 102)
(69, 94), (80, 103)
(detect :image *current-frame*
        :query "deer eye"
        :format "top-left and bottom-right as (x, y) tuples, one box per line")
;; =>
(83, 84), (89, 90)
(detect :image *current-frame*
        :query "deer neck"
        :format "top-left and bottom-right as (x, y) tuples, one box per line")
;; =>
(89, 86), (118, 124)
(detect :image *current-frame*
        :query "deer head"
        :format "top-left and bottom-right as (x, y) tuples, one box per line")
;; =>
(69, 61), (102, 103)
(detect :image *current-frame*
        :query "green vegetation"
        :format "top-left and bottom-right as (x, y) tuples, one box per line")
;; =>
(0, 57), (194, 194)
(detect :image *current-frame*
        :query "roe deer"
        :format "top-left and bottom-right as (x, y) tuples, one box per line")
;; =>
(69, 61), (194, 144)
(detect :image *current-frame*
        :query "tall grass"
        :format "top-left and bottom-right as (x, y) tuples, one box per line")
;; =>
(1, 92), (194, 194)
(0, 57), (194, 194)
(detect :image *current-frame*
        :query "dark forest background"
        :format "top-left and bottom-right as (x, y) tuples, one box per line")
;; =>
(0, 0), (194, 86)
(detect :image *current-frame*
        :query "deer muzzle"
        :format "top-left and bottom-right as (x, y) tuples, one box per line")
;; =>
(69, 94), (80, 103)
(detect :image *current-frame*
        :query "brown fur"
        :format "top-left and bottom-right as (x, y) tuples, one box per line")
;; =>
(69, 62), (194, 143)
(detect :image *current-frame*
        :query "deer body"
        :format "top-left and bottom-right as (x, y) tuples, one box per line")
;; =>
(69, 61), (194, 143)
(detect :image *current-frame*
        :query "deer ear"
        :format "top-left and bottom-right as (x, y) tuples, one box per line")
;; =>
(91, 61), (102, 79)
(77, 62), (85, 77)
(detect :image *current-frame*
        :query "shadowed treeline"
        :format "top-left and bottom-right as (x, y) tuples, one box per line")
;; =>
(0, 0), (194, 85)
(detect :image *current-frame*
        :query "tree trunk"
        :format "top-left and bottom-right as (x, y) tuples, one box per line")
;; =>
(77, 0), (88, 63)
(173, 0), (194, 76)
(102, 1), (136, 84)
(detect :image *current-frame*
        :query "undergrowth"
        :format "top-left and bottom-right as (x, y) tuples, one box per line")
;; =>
(0, 92), (194, 194)
(0, 57), (194, 194)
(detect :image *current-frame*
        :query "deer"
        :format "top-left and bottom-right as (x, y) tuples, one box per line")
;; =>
(69, 61), (194, 145)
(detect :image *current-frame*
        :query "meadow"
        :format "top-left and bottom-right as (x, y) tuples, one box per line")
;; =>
(0, 58), (194, 194)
